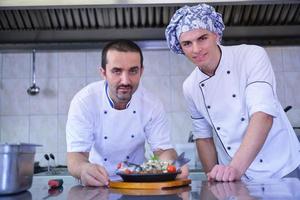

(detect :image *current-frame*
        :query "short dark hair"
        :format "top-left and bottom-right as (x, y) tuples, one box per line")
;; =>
(101, 40), (143, 70)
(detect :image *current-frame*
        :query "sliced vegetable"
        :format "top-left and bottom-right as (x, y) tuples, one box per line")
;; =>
(167, 165), (176, 173)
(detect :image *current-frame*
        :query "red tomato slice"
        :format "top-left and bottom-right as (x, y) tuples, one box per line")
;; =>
(167, 165), (176, 173)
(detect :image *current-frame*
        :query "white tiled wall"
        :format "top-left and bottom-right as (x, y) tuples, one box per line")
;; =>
(0, 45), (300, 167)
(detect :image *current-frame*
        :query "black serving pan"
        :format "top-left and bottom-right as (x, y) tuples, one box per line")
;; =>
(116, 172), (180, 182)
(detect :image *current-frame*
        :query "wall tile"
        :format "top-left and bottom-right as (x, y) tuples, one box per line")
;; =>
(0, 116), (29, 143)
(29, 115), (58, 154)
(0, 53), (2, 78)
(86, 51), (101, 77)
(35, 52), (58, 78)
(29, 78), (58, 115)
(169, 52), (195, 76)
(58, 115), (67, 155)
(282, 46), (300, 72)
(143, 50), (170, 76)
(286, 108), (300, 128)
(2, 53), (30, 78)
(170, 76), (188, 112)
(58, 78), (86, 114)
(87, 77), (102, 85)
(57, 152), (67, 166)
(274, 72), (286, 106)
(58, 51), (86, 78)
(141, 76), (171, 112)
(169, 111), (192, 144)
(0, 79), (29, 115)
(284, 72), (300, 107)
(265, 47), (283, 72)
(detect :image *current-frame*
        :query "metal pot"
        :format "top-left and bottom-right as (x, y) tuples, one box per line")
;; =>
(0, 143), (41, 195)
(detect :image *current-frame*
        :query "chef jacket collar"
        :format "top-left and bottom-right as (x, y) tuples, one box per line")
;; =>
(105, 81), (131, 109)
(197, 45), (227, 82)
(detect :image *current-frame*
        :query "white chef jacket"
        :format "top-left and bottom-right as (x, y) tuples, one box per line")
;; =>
(66, 80), (173, 180)
(183, 44), (300, 180)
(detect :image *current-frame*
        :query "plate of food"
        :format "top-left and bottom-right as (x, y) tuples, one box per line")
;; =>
(115, 156), (181, 182)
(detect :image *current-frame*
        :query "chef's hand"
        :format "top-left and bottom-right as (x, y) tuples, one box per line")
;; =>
(80, 163), (109, 186)
(177, 164), (189, 179)
(207, 164), (242, 182)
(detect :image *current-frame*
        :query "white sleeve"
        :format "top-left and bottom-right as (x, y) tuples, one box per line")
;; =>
(144, 100), (173, 152)
(183, 80), (213, 139)
(245, 46), (278, 117)
(66, 95), (94, 152)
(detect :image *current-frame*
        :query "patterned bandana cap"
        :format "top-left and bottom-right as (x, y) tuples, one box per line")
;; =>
(165, 3), (225, 54)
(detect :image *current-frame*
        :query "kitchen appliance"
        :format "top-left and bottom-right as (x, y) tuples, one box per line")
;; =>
(0, 143), (41, 195)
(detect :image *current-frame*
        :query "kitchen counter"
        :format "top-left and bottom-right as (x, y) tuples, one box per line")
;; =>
(2, 173), (300, 199)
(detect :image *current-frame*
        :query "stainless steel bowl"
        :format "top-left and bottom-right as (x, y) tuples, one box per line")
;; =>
(0, 143), (40, 195)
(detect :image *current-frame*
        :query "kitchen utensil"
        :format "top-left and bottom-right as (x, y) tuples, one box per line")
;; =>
(0, 143), (41, 195)
(48, 179), (63, 188)
(44, 154), (50, 174)
(42, 186), (63, 199)
(27, 49), (40, 96)
(109, 179), (191, 189)
(172, 152), (190, 170)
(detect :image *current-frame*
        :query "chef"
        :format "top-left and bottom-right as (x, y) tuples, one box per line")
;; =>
(165, 3), (300, 181)
(66, 39), (189, 186)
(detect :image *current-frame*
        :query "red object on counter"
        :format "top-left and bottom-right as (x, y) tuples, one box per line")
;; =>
(48, 179), (64, 188)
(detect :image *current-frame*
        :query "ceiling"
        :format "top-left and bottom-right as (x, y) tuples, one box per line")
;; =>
(0, 0), (299, 49)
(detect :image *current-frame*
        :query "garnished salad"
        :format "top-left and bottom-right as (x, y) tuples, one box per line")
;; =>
(116, 155), (177, 174)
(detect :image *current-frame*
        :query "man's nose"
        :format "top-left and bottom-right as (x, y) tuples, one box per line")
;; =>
(192, 43), (202, 53)
(120, 72), (130, 84)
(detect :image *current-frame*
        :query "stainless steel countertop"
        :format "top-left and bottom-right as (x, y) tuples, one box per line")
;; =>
(2, 173), (300, 199)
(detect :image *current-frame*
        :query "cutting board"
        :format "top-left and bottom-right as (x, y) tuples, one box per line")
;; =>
(109, 179), (191, 190)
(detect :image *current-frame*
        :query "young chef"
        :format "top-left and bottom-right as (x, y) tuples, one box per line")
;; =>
(66, 39), (189, 186)
(165, 3), (300, 181)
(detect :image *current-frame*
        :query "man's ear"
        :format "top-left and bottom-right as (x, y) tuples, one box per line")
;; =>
(214, 33), (221, 44)
(140, 65), (144, 76)
(99, 67), (106, 80)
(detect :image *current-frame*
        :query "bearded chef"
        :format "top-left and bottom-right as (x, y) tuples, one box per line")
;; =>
(66, 40), (189, 186)
(165, 3), (300, 181)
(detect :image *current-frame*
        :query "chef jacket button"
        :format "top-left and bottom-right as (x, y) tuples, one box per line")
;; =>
(133, 110), (136, 114)
(126, 156), (130, 159)
(232, 94), (236, 98)
(216, 127), (220, 130)
(131, 134), (134, 138)
(104, 158), (107, 161)
(241, 117), (245, 121)
(207, 105), (211, 109)
(227, 70), (230, 74)
(201, 83), (205, 87)
(259, 159), (263, 163)
(104, 136), (108, 139)
(104, 110), (107, 114)
(227, 146), (231, 150)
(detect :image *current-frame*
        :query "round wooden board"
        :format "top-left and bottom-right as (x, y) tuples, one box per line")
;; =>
(109, 179), (191, 190)
(109, 185), (191, 196)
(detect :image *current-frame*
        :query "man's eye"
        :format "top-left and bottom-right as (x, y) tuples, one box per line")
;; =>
(112, 69), (121, 74)
(129, 68), (139, 75)
(182, 42), (191, 47)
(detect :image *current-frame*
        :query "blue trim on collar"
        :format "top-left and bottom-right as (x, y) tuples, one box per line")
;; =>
(105, 81), (114, 108)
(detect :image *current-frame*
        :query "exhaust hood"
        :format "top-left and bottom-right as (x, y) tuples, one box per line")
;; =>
(0, 0), (299, 49)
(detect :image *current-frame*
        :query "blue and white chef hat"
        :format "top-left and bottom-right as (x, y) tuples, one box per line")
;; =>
(165, 3), (225, 54)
